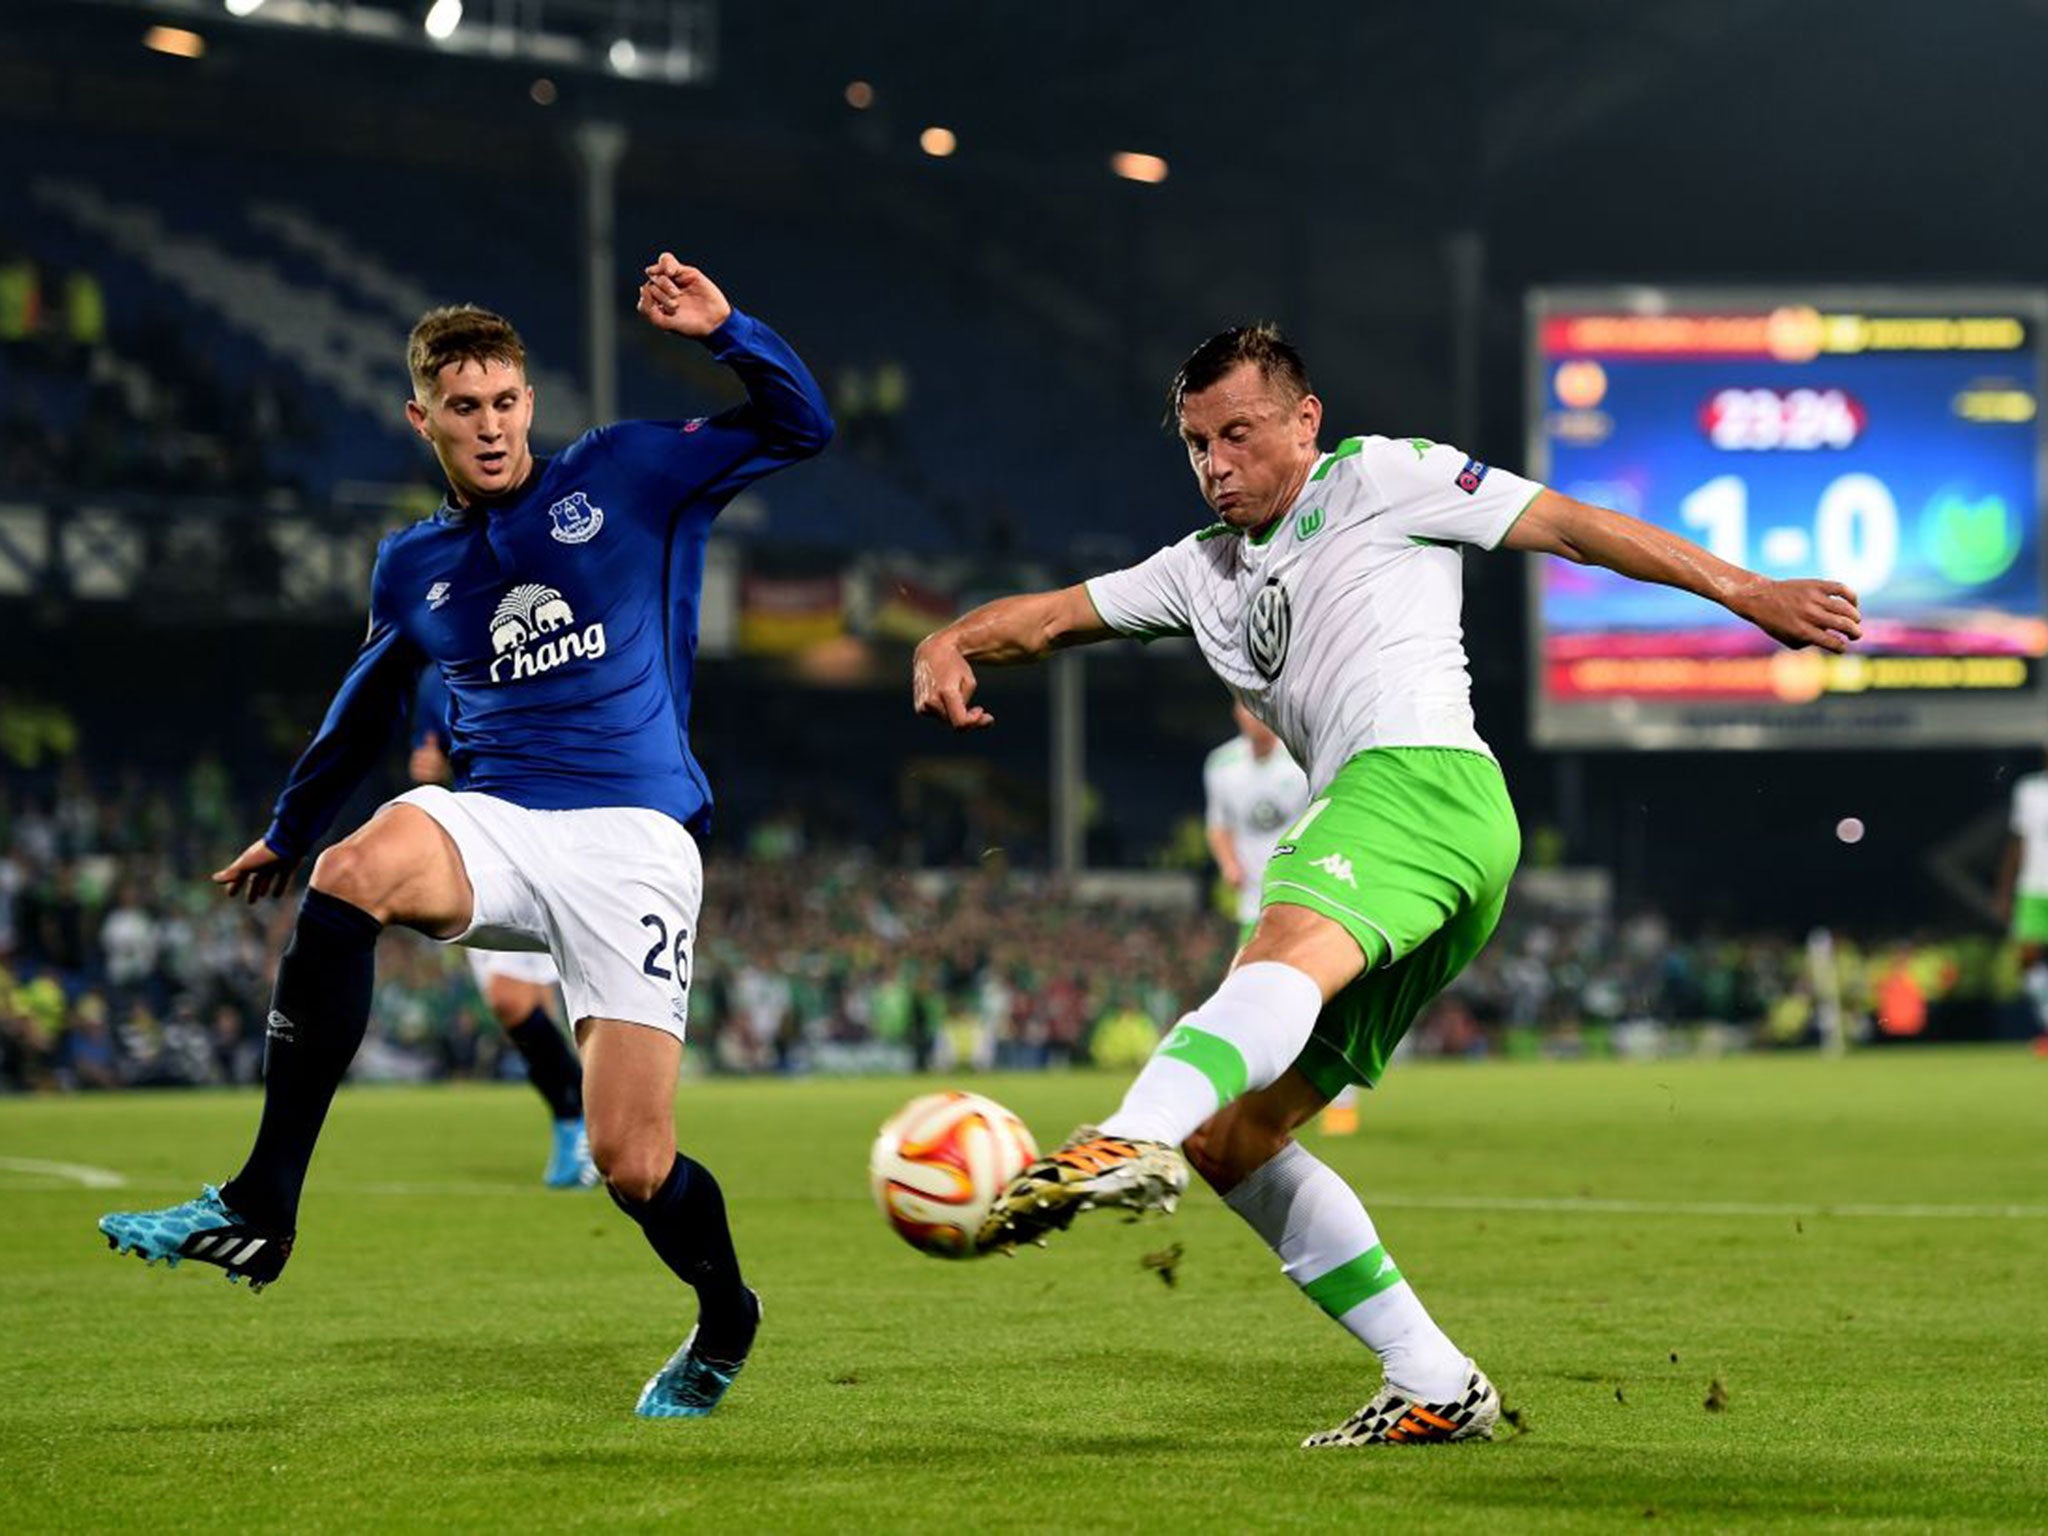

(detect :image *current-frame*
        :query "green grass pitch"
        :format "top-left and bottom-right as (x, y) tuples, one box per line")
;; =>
(3, 1049), (2043, 1532)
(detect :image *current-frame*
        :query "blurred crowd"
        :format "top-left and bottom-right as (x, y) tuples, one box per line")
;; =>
(0, 245), (310, 499)
(2, 759), (2038, 1095)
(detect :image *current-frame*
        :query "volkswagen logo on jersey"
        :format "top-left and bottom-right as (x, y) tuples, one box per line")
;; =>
(487, 582), (608, 683)
(1247, 577), (1292, 681)
(546, 490), (606, 544)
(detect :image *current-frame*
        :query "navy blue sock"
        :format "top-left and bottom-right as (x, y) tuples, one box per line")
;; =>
(222, 889), (382, 1230)
(611, 1153), (755, 1362)
(503, 1008), (583, 1121)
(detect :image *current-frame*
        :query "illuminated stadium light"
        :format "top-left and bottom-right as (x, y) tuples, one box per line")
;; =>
(1835, 817), (1866, 844)
(845, 80), (875, 109)
(423, 0), (463, 42)
(919, 126), (957, 158)
(1111, 151), (1169, 184)
(529, 77), (558, 105)
(143, 24), (206, 57)
(137, 0), (716, 85)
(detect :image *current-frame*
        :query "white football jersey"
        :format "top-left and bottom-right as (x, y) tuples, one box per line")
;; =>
(1204, 735), (1312, 922)
(1087, 436), (1542, 792)
(2011, 771), (2048, 896)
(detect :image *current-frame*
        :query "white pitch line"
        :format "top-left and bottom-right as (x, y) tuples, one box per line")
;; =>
(1370, 1193), (2048, 1221)
(0, 1156), (127, 1189)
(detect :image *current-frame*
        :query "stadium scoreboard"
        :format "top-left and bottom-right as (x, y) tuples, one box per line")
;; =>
(1527, 287), (2048, 748)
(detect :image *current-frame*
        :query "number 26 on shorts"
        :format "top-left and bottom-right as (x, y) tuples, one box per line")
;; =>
(638, 912), (692, 990)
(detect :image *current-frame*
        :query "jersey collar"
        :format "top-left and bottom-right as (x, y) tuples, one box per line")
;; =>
(433, 455), (552, 525)
(1243, 451), (1326, 547)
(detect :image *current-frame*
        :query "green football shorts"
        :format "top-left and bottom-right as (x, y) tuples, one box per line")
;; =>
(1259, 747), (1520, 1095)
(2013, 893), (2048, 945)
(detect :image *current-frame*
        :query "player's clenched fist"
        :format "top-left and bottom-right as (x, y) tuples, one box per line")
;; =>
(1732, 578), (1862, 654)
(912, 639), (994, 731)
(636, 253), (733, 338)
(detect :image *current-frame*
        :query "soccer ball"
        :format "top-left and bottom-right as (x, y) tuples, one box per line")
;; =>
(869, 1090), (1038, 1259)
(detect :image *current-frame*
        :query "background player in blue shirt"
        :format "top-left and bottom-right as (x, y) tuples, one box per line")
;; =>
(410, 667), (595, 1190)
(101, 254), (832, 1419)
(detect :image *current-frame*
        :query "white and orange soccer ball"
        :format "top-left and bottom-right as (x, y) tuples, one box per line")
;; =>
(869, 1090), (1038, 1259)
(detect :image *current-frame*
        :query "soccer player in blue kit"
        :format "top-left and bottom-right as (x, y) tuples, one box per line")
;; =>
(99, 254), (831, 1418)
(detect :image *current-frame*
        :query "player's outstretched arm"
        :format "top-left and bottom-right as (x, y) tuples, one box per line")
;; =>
(633, 252), (832, 467)
(251, 554), (426, 894)
(1504, 489), (1863, 652)
(912, 585), (1113, 731)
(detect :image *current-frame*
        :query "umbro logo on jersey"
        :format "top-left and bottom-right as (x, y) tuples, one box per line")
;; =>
(426, 581), (451, 610)
(1247, 578), (1292, 681)
(265, 1010), (295, 1043)
(1456, 458), (1489, 494)
(547, 490), (606, 544)
(488, 583), (609, 683)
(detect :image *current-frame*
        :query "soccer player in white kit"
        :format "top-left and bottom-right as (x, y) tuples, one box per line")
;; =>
(410, 694), (595, 1188)
(1205, 702), (1311, 934)
(1997, 755), (2048, 1038)
(913, 323), (1861, 1446)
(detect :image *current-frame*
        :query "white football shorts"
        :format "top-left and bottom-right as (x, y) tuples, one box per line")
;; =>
(393, 786), (702, 1041)
(466, 946), (561, 992)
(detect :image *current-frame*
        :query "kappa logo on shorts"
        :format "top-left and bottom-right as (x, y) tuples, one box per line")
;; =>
(547, 490), (606, 544)
(1246, 577), (1292, 681)
(1311, 852), (1358, 887)
(488, 583), (608, 683)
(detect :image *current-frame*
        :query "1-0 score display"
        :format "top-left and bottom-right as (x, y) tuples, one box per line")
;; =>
(1529, 292), (2047, 747)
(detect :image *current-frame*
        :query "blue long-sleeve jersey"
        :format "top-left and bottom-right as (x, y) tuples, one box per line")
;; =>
(411, 667), (450, 751)
(265, 309), (832, 860)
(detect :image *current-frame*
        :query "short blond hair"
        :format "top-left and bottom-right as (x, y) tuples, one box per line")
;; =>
(407, 305), (527, 400)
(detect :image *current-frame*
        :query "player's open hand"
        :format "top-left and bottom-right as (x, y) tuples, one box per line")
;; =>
(913, 639), (994, 730)
(1733, 578), (1863, 653)
(636, 253), (732, 338)
(408, 737), (452, 787)
(212, 837), (299, 905)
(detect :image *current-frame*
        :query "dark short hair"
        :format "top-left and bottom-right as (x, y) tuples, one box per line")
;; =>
(408, 305), (527, 400)
(1165, 323), (1313, 426)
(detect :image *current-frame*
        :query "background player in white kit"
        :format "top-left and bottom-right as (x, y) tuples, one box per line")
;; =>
(914, 323), (1860, 1447)
(1996, 753), (2048, 1041)
(1204, 707), (1359, 1135)
(1204, 703), (1310, 935)
(409, 698), (595, 1188)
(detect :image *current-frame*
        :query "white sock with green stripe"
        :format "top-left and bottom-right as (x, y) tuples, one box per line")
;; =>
(1224, 1140), (1469, 1402)
(1098, 962), (1323, 1147)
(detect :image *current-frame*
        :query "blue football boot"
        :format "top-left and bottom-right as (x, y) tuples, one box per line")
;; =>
(544, 1118), (598, 1189)
(635, 1290), (762, 1419)
(99, 1184), (293, 1291)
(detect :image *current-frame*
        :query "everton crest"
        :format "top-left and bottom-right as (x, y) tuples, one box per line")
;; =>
(547, 490), (605, 545)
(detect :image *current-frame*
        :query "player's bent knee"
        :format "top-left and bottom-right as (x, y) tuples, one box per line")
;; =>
(308, 842), (388, 913)
(590, 1137), (672, 1203)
